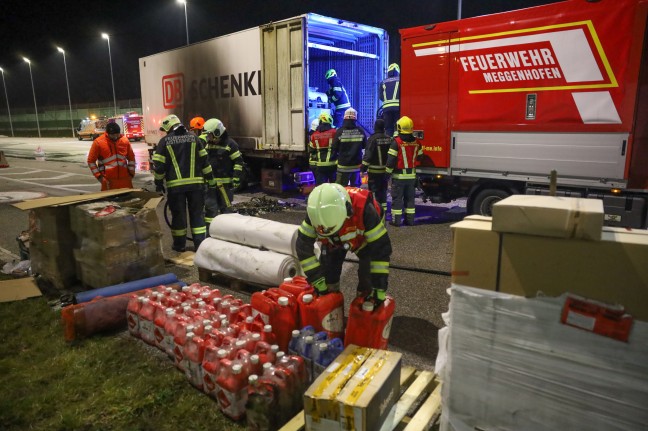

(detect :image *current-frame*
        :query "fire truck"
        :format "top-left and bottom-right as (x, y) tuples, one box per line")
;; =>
(107, 111), (144, 141)
(401, 0), (648, 228)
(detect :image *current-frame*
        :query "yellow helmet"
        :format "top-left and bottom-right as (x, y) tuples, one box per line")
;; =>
(160, 114), (181, 132)
(397, 116), (414, 134)
(388, 63), (400, 74)
(307, 183), (351, 236)
(318, 113), (333, 124)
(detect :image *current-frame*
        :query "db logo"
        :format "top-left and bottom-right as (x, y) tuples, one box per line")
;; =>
(162, 73), (184, 108)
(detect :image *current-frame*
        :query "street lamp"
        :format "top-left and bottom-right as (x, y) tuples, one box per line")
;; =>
(101, 33), (117, 116)
(57, 47), (75, 138)
(177, 0), (189, 45)
(0, 67), (14, 137)
(23, 57), (41, 138)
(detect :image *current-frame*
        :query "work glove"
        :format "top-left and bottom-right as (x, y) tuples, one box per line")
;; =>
(360, 164), (368, 174)
(232, 177), (241, 191)
(365, 288), (386, 308)
(155, 183), (165, 194)
(312, 277), (329, 296)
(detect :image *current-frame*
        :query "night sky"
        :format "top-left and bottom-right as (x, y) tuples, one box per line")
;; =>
(0, 0), (559, 110)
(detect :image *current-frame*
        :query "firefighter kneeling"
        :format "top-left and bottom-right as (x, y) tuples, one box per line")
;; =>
(295, 183), (392, 307)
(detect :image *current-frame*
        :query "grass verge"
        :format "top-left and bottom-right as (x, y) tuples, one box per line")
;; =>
(0, 296), (246, 431)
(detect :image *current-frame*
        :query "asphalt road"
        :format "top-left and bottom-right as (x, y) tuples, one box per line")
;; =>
(0, 136), (466, 371)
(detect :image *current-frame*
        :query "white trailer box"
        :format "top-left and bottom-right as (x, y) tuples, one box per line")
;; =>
(140, 14), (388, 163)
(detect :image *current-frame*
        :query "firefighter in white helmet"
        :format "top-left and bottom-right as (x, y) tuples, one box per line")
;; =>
(332, 107), (366, 187)
(295, 183), (392, 306)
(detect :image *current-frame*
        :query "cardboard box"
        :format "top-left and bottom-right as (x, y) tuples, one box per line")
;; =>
(261, 168), (284, 194)
(492, 195), (604, 240)
(304, 346), (401, 431)
(336, 349), (401, 431)
(451, 217), (648, 320)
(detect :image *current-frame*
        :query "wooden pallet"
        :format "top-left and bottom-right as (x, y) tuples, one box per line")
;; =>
(197, 267), (272, 293)
(280, 366), (442, 431)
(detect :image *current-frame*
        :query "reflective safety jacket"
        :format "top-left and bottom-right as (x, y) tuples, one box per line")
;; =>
(326, 77), (351, 112)
(201, 132), (244, 185)
(379, 76), (400, 111)
(309, 124), (338, 167)
(362, 131), (392, 174)
(332, 120), (366, 173)
(295, 187), (391, 291)
(87, 132), (135, 190)
(153, 126), (215, 193)
(386, 134), (423, 180)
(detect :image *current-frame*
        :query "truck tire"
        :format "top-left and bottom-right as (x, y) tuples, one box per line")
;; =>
(78, 135), (83, 141)
(470, 188), (511, 216)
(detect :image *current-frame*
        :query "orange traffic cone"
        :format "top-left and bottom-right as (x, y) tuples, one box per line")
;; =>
(0, 151), (9, 168)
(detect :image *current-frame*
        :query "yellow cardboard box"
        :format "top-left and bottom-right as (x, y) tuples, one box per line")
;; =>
(492, 195), (604, 240)
(451, 216), (648, 320)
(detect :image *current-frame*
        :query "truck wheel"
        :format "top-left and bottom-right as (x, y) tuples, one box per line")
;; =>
(78, 135), (83, 141)
(470, 188), (511, 216)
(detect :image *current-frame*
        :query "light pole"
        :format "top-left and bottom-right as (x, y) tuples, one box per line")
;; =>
(0, 67), (14, 137)
(101, 33), (117, 116)
(57, 47), (75, 137)
(457, 0), (462, 19)
(23, 57), (41, 138)
(177, 0), (189, 45)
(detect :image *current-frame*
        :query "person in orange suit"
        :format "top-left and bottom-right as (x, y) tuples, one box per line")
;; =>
(87, 122), (136, 190)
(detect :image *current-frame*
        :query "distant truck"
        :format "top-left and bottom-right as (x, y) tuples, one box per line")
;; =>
(139, 13), (388, 183)
(400, 0), (648, 228)
(108, 111), (144, 141)
(76, 117), (107, 141)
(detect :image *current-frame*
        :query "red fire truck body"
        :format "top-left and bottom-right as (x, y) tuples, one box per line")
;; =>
(400, 0), (648, 227)
(108, 112), (144, 142)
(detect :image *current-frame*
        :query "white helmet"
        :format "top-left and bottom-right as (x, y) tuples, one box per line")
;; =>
(203, 118), (226, 139)
(344, 108), (357, 120)
(307, 183), (351, 236)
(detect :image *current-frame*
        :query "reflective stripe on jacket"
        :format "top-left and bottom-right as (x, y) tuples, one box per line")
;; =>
(385, 135), (423, 179)
(87, 132), (135, 181)
(310, 127), (338, 167)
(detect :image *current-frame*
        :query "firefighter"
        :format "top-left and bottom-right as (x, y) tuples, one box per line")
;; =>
(153, 114), (216, 252)
(295, 183), (392, 306)
(87, 122), (136, 191)
(189, 116), (205, 136)
(333, 108), (366, 187)
(325, 69), (351, 128)
(201, 118), (244, 224)
(379, 63), (401, 137)
(362, 118), (392, 214)
(386, 116), (424, 227)
(308, 118), (320, 180)
(309, 112), (338, 185)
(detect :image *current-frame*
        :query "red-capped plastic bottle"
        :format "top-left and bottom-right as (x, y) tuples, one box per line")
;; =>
(298, 292), (345, 340)
(184, 333), (207, 390)
(345, 295), (395, 349)
(216, 363), (249, 421)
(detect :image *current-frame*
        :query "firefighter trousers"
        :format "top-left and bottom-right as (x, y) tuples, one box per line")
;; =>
(316, 165), (337, 185)
(336, 170), (361, 187)
(390, 178), (416, 225)
(382, 108), (400, 138)
(320, 246), (372, 295)
(204, 183), (235, 229)
(368, 172), (389, 215)
(167, 189), (206, 251)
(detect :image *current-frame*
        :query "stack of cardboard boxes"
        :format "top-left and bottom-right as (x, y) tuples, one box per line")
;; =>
(15, 190), (165, 291)
(441, 195), (648, 431)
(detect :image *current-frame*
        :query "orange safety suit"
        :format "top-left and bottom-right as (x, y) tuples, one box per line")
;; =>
(87, 132), (136, 190)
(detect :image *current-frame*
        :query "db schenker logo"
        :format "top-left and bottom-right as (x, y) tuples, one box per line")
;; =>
(162, 73), (184, 108)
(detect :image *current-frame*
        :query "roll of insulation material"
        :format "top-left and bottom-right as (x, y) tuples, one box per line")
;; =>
(195, 238), (300, 286)
(209, 213), (299, 256)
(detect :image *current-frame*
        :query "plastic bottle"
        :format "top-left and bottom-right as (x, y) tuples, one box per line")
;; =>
(261, 324), (278, 346)
(301, 336), (315, 383)
(153, 307), (172, 350)
(202, 347), (229, 397)
(261, 362), (296, 424)
(273, 296), (298, 352)
(157, 308), (176, 353)
(254, 341), (273, 365)
(184, 333), (207, 390)
(279, 276), (314, 298)
(287, 330), (301, 356)
(246, 374), (280, 431)
(216, 363), (249, 420)
(312, 338), (343, 379)
(345, 296), (396, 349)
(172, 323), (195, 371)
(138, 297), (158, 345)
(245, 333), (262, 353)
(298, 292), (345, 340)
(126, 295), (144, 338)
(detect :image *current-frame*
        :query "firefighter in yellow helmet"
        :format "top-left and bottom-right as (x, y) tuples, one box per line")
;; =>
(153, 114), (216, 251)
(295, 183), (392, 306)
(385, 116), (424, 226)
(309, 112), (338, 185)
(325, 69), (351, 128)
(379, 63), (400, 137)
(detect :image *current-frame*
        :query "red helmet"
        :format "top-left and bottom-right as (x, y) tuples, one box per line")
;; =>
(189, 116), (205, 130)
